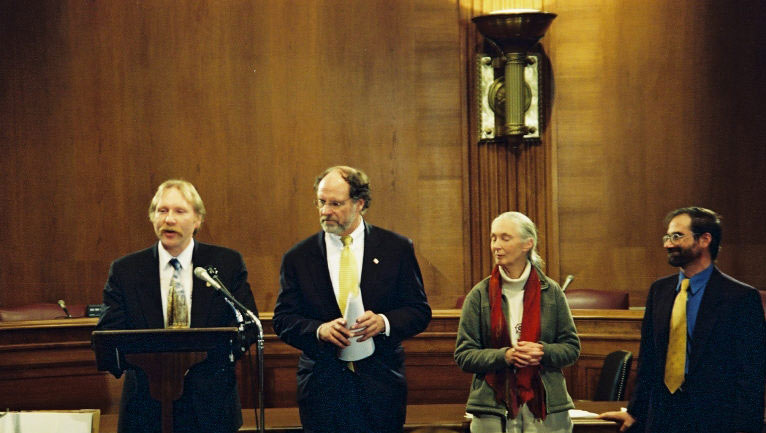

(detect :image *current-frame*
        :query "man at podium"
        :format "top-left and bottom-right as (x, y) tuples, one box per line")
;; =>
(95, 179), (258, 433)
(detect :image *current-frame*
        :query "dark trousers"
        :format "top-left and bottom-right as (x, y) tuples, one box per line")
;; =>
(298, 357), (407, 433)
(637, 386), (745, 433)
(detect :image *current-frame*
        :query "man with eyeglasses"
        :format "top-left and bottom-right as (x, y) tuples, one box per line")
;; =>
(600, 207), (766, 433)
(273, 165), (432, 433)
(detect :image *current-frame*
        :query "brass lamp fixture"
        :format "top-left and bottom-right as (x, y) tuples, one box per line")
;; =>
(472, 9), (556, 145)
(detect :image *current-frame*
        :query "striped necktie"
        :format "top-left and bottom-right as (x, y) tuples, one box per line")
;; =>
(167, 258), (189, 328)
(664, 277), (689, 393)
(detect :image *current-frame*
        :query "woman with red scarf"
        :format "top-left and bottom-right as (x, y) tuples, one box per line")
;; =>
(455, 212), (580, 432)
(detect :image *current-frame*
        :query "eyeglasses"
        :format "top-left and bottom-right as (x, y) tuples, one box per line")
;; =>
(662, 232), (698, 244)
(314, 198), (352, 210)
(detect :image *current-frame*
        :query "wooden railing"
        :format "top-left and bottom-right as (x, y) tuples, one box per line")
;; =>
(0, 309), (643, 413)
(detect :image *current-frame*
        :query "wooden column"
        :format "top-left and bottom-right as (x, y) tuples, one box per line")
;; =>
(463, 0), (558, 286)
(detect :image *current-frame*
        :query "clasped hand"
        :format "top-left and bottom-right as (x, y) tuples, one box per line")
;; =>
(318, 310), (385, 348)
(505, 340), (544, 368)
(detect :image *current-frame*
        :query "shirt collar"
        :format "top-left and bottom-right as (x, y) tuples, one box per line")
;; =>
(678, 263), (714, 296)
(158, 239), (195, 269)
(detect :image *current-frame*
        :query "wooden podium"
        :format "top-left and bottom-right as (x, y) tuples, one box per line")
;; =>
(92, 327), (239, 433)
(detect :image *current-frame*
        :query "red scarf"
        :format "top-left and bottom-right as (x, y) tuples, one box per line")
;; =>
(485, 264), (546, 420)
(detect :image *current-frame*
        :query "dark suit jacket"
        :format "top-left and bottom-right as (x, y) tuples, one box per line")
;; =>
(628, 267), (766, 433)
(95, 241), (258, 433)
(273, 223), (431, 432)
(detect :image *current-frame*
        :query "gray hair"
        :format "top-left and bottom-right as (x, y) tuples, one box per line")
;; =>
(492, 211), (544, 269)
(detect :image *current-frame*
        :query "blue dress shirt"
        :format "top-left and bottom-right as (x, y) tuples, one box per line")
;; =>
(675, 264), (714, 373)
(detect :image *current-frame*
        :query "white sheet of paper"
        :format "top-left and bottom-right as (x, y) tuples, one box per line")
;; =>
(568, 409), (600, 418)
(338, 289), (375, 361)
(0, 411), (93, 433)
(0, 414), (13, 433)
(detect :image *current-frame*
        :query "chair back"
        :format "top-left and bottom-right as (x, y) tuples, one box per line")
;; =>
(594, 350), (633, 401)
(565, 289), (629, 309)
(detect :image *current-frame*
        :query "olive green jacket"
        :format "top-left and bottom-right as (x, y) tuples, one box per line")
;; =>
(454, 267), (580, 417)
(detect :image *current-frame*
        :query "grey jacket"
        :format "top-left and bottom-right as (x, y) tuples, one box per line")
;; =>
(454, 267), (580, 417)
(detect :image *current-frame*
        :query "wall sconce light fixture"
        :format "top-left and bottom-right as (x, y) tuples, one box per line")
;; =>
(472, 9), (556, 145)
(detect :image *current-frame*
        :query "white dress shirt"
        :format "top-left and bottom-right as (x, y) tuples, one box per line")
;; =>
(158, 240), (194, 327)
(323, 217), (389, 336)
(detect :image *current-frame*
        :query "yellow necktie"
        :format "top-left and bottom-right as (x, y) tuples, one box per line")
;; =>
(167, 258), (189, 328)
(338, 235), (358, 316)
(664, 278), (689, 393)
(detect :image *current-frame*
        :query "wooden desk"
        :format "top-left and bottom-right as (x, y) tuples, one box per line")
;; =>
(571, 400), (624, 433)
(0, 310), (643, 414)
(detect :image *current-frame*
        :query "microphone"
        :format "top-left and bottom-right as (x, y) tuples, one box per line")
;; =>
(561, 274), (574, 292)
(194, 267), (223, 290)
(193, 265), (264, 433)
(57, 299), (72, 318)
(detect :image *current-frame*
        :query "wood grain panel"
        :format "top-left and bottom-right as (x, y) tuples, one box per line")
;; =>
(2, 0), (765, 316)
(0, 0), (467, 310)
(546, 0), (766, 304)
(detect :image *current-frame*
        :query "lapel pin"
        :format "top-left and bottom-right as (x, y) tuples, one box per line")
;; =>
(373, 258), (379, 264)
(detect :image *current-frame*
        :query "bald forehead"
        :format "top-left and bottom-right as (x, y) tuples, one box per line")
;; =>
(317, 170), (350, 197)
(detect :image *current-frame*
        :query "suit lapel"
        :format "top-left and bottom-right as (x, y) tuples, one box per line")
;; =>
(360, 222), (381, 299)
(653, 277), (677, 364)
(190, 241), (216, 327)
(136, 245), (164, 329)
(688, 268), (725, 373)
(311, 232), (340, 316)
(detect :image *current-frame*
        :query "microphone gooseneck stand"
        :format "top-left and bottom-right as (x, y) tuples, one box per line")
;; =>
(208, 272), (265, 433)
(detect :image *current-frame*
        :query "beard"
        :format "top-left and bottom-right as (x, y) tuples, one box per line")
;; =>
(667, 245), (700, 267)
(320, 217), (349, 236)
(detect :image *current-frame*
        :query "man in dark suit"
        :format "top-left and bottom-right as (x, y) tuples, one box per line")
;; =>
(600, 207), (766, 432)
(273, 166), (431, 433)
(96, 179), (258, 433)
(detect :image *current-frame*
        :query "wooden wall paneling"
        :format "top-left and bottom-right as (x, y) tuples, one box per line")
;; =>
(0, 0), (469, 311)
(543, 20), (562, 282)
(702, 0), (766, 287)
(462, 0), (484, 290)
(547, 0), (766, 305)
(458, 0), (477, 295)
(409, 1), (467, 308)
(4, 0), (765, 316)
